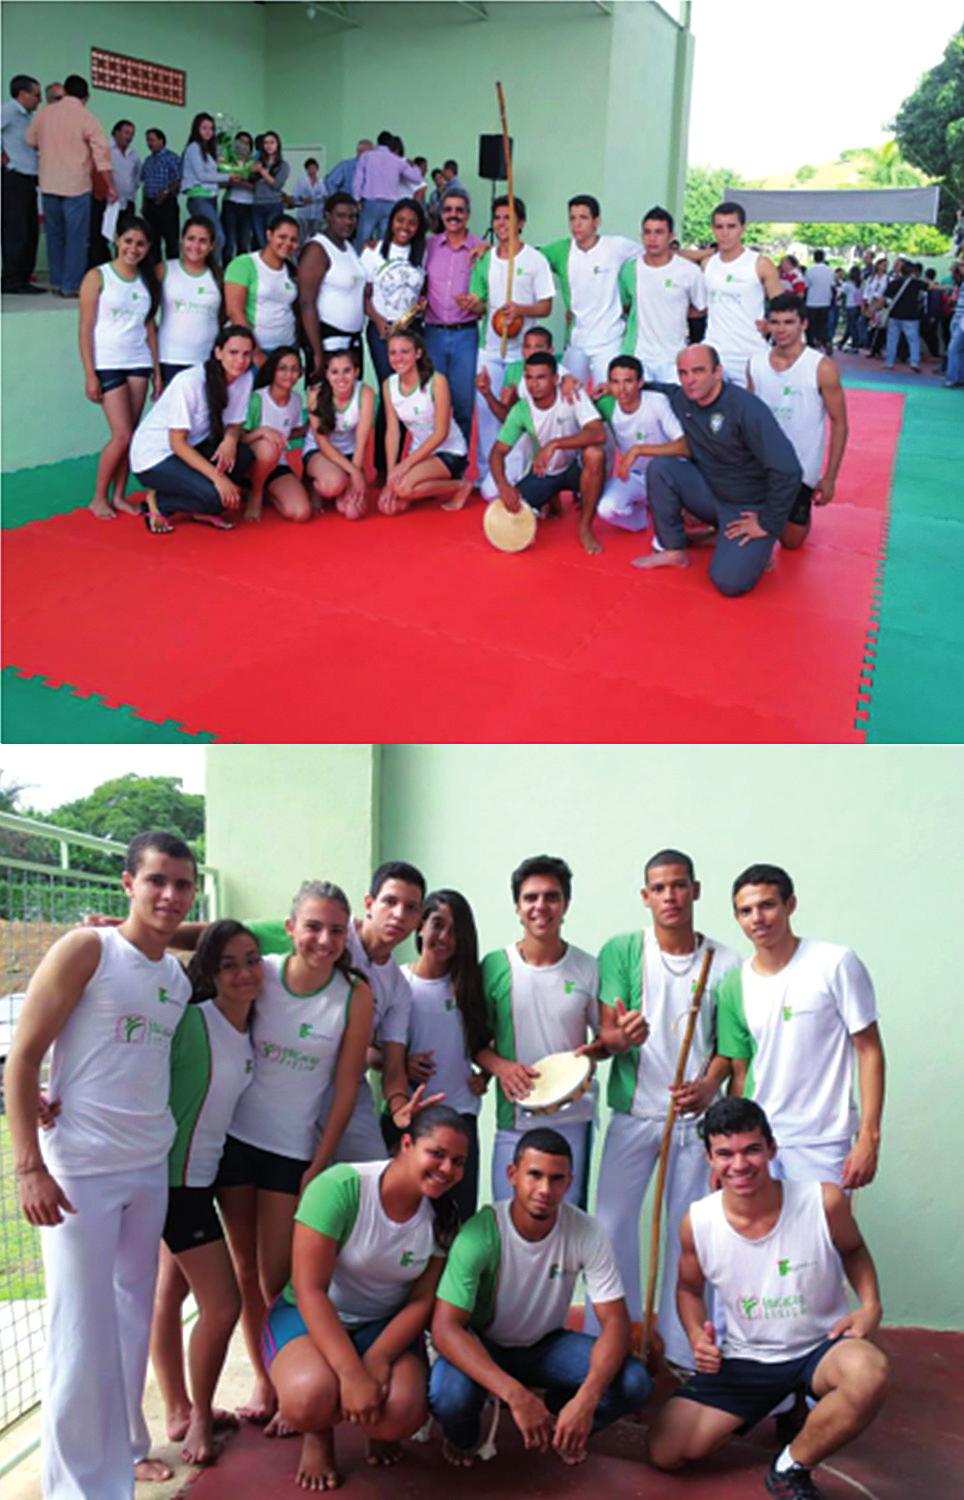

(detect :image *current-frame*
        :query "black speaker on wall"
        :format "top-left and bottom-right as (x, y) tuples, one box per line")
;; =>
(478, 134), (513, 181)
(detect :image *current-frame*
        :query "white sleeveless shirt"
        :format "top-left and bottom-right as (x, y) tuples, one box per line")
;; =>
(388, 372), (467, 456)
(690, 1180), (850, 1362)
(42, 927), (192, 1177)
(313, 233), (366, 336)
(158, 260), (220, 366)
(705, 248), (768, 362)
(748, 346), (826, 487)
(304, 384), (361, 458)
(229, 953), (355, 1160)
(93, 263), (152, 369)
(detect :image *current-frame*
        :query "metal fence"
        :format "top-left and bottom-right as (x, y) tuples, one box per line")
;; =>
(0, 812), (217, 1435)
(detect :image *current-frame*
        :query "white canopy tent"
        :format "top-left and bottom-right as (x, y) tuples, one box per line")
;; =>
(722, 187), (940, 223)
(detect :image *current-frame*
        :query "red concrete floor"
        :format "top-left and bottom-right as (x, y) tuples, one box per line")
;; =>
(175, 1328), (962, 1499)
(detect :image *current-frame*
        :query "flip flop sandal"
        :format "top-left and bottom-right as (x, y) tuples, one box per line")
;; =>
(191, 514), (234, 530)
(140, 499), (174, 535)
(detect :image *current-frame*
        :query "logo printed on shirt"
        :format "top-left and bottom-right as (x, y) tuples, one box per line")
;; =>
(444, 997), (457, 1011)
(709, 412), (725, 434)
(563, 981), (576, 995)
(158, 987), (183, 1007)
(782, 1005), (793, 1022)
(298, 1022), (328, 1040)
(114, 1014), (177, 1045)
(549, 1262), (562, 1280)
(740, 1292), (808, 1320)
(777, 1257), (818, 1278)
(400, 1250), (415, 1267)
(664, 278), (674, 289)
(258, 1040), (320, 1072)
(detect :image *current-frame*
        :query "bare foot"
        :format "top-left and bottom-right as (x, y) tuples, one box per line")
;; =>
(441, 480), (473, 512)
(238, 1377), (277, 1424)
(114, 495), (141, 516)
(366, 1438), (403, 1466)
(182, 1408), (216, 1466)
(264, 1409), (298, 1439)
(631, 548), (689, 570)
(559, 1448), (588, 1466)
(89, 497), (116, 520)
(579, 528), (602, 556)
(166, 1404), (192, 1442)
(297, 1431), (341, 1490)
(441, 1437), (476, 1468)
(134, 1457), (175, 1483)
(335, 493), (368, 521)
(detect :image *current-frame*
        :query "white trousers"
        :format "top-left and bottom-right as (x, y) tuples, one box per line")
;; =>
(585, 1112), (710, 1368)
(475, 350), (513, 487)
(641, 356), (681, 384)
(492, 1120), (592, 1206)
(562, 339), (623, 387)
(718, 351), (752, 388)
(771, 1140), (849, 1187)
(597, 470), (650, 531)
(41, 1160), (168, 1500)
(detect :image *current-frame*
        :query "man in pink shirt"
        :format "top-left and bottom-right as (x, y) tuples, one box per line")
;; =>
(25, 72), (114, 295)
(353, 128), (422, 246)
(424, 187), (485, 445)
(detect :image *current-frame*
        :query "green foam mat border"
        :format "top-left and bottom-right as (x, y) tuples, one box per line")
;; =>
(1, 667), (217, 744)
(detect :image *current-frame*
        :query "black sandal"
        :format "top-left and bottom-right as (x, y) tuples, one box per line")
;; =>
(140, 492), (174, 534)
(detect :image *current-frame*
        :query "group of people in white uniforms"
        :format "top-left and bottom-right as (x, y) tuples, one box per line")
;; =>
(7, 835), (888, 1498)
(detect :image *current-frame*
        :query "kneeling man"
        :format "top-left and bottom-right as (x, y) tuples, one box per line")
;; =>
(648, 1097), (888, 1499)
(430, 1128), (651, 1466)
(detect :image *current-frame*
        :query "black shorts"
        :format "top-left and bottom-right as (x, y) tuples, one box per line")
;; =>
(265, 462), (298, 487)
(216, 1133), (310, 1195)
(436, 451), (467, 480)
(672, 1336), (840, 1432)
(163, 1184), (225, 1254)
(160, 361), (192, 386)
(97, 366), (152, 395)
(787, 482), (814, 527)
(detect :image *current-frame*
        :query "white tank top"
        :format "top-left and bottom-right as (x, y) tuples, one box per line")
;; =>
(388, 372), (467, 456)
(690, 1180), (850, 1362)
(229, 953), (355, 1160)
(42, 927), (192, 1177)
(313, 233), (366, 336)
(705, 248), (768, 361)
(93, 263), (152, 369)
(158, 259), (220, 366)
(748, 346), (826, 487)
(304, 384), (362, 458)
(250, 252), (298, 351)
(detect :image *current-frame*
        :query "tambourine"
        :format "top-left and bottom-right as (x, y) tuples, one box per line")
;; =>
(483, 497), (537, 553)
(520, 1050), (595, 1116)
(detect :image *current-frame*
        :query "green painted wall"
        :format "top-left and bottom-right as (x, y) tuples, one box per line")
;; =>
(205, 743), (964, 1331)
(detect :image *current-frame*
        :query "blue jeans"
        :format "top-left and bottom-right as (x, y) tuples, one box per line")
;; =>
(885, 318), (920, 368)
(252, 203), (282, 249)
(424, 324), (478, 446)
(945, 323), (964, 385)
(648, 457), (777, 598)
(135, 441), (254, 516)
(222, 199), (253, 261)
(356, 197), (393, 247)
(188, 195), (224, 258)
(42, 191), (90, 292)
(429, 1329), (651, 1451)
(841, 306), (863, 350)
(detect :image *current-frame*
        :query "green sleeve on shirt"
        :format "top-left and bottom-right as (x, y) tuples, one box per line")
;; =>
(223, 253), (258, 324)
(244, 391), (263, 433)
(620, 259), (637, 354)
(294, 1163), (362, 1247)
(247, 918), (290, 955)
(502, 358), (524, 394)
(595, 394), (617, 423)
(598, 932), (642, 1115)
(497, 398), (535, 449)
(436, 1205), (501, 1330)
(481, 949), (516, 1130)
(167, 1006), (212, 1187)
(716, 969), (755, 1070)
(469, 252), (489, 305)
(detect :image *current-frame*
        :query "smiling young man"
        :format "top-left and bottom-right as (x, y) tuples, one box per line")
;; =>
(6, 831), (198, 1498)
(717, 865), (884, 1190)
(647, 1098), (888, 1499)
(594, 355), (686, 534)
(747, 294), (848, 550)
(430, 1129), (651, 1468)
(620, 206), (707, 382)
(585, 849), (740, 1369)
(540, 194), (640, 386)
(476, 857), (600, 1203)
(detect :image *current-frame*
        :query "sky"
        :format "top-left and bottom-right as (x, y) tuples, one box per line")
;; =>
(0, 747), (206, 814)
(686, 0), (962, 179)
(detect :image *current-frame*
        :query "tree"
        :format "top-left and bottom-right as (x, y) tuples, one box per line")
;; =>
(46, 775), (205, 875)
(892, 26), (964, 231)
(683, 165), (744, 245)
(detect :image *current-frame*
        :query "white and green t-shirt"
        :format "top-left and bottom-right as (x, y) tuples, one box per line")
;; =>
(469, 244), (555, 359)
(541, 234), (640, 352)
(168, 1000), (254, 1187)
(599, 930), (741, 1119)
(594, 391), (684, 472)
(402, 965), (480, 1116)
(437, 1199), (623, 1346)
(284, 1160), (441, 1324)
(229, 953), (356, 1160)
(482, 943), (599, 1130)
(224, 250), (297, 352)
(497, 389), (600, 479)
(245, 387), (304, 467)
(716, 939), (878, 1148)
(620, 253), (707, 371)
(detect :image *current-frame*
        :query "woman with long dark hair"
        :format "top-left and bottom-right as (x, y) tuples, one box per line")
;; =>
(224, 212), (300, 366)
(250, 130), (290, 248)
(240, 345), (312, 523)
(403, 891), (488, 1221)
(303, 348), (375, 519)
(129, 323), (256, 533)
(79, 216), (160, 520)
(298, 193), (366, 380)
(180, 113), (229, 256)
(149, 922), (261, 1466)
(380, 329), (470, 513)
(265, 1105), (471, 1490)
(156, 215), (223, 387)
(361, 197), (428, 482)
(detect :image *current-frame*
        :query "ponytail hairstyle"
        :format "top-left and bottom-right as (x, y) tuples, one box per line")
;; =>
(289, 878), (365, 987)
(187, 919), (261, 1005)
(415, 890), (488, 1058)
(186, 111), (218, 162)
(308, 346), (361, 436)
(204, 323), (255, 444)
(181, 212), (224, 306)
(403, 1104), (473, 1245)
(388, 328), (433, 389)
(114, 215), (160, 321)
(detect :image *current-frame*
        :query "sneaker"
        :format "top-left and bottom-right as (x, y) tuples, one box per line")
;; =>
(764, 1457), (826, 1498)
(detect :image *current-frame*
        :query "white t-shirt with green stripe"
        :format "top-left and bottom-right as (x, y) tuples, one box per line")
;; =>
(223, 250), (297, 351)
(245, 387), (304, 468)
(598, 930), (740, 1120)
(496, 389), (600, 478)
(482, 943), (599, 1130)
(437, 1199), (623, 1346)
(168, 1000), (255, 1187)
(716, 939), (878, 1148)
(229, 953), (355, 1160)
(285, 1160), (441, 1325)
(401, 965), (480, 1116)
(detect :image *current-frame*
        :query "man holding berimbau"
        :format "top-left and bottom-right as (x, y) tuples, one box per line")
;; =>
(430, 1127), (652, 1468)
(586, 849), (740, 1373)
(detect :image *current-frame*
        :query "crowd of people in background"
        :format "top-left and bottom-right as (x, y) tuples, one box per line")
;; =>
(3, 71), (963, 583)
